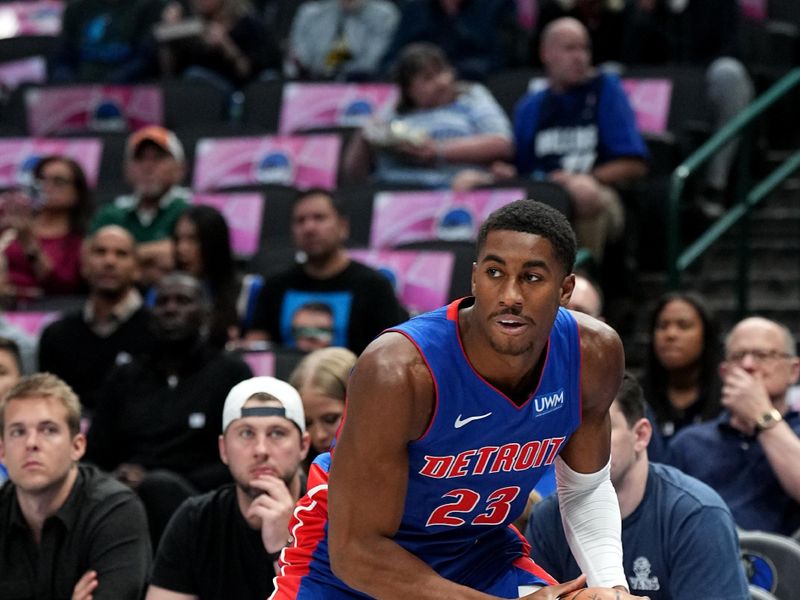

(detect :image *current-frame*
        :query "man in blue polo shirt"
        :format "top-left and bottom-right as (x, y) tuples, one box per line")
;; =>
(668, 316), (800, 535)
(527, 372), (749, 599)
(511, 17), (648, 264)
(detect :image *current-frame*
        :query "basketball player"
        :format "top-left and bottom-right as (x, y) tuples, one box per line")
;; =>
(271, 200), (648, 599)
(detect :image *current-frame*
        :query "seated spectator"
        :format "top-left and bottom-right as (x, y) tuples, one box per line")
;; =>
(172, 204), (264, 348)
(49, 0), (164, 83)
(567, 271), (604, 320)
(90, 126), (189, 287)
(641, 291), (721, 443)
(0, 373), (152, 599)
(668, 316), (800, 535)
(0, 336), (23, 484)
(380, 0), (524, 81)
(527, 372), (750, 599)
(145, 376), (309, 600)
(0, 313), (37, 374)
(285, 0), (399, 81)
(245, 188), (407, 355)
(499, 17), (648, 263)
(623, 0), (754, 215)
(157, 0), (282, 91)
(288, 346), (356, 469)
(86, 272), (252, 545)
(38, 226), (157, 414)
(0, 337), (22, 397)
(0, 156), (91, 304)
(342, 42), (513, 189)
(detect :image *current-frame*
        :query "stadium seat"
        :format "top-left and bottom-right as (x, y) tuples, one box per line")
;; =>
(739, 529), (800, 600)
(162, 79), (231, 130)
(750, 585), (779, 600)
(0, 36), (57, 64)
(394, 240), (475, 302)
(240, 79), (284, 132)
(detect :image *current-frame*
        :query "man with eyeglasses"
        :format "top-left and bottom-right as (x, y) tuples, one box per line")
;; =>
(667, 316), (800, 534)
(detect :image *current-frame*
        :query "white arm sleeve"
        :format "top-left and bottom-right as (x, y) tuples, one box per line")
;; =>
(554, 456), (627, 590)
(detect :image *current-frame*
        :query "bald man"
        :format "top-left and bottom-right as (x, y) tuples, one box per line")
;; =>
(512, 17), (648, 263)
(668, 317), (800, 534)
(38, 225), (157, 413)
(567, 273), (604, 320)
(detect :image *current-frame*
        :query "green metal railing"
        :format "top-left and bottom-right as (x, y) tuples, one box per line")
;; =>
(668, 67), (800, 316)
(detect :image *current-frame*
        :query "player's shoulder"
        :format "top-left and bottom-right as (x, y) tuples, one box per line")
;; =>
(357, 331), (428, 380)
(570, 310), (624, 411)
(348, 332), (435, 440)
(571, 309), (623, 358)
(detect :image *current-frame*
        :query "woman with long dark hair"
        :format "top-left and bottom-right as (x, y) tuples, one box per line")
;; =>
(642, 291), (722, 442)
(172, 204), (262, 347)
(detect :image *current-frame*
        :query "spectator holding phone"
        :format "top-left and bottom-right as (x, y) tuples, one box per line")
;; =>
(0, 156), (92, 304)
(145, 376), (310, 600)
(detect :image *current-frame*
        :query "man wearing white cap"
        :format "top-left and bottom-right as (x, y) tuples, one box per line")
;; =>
(145, 376), (310, 600)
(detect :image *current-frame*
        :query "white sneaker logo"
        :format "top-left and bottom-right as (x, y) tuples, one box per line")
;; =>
(454, 412), (492, 428)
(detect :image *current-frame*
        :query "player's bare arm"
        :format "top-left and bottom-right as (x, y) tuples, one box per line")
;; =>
(560, 311), (625, 472)
(328, 332), (521, 599)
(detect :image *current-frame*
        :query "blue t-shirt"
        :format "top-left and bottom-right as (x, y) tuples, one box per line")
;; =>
(513, 73), (648, 178)
(526, 462), (749, 599)
(667, 411), (800, 535)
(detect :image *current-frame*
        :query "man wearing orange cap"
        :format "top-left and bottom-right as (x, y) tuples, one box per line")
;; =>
(90, 125), (190, 285)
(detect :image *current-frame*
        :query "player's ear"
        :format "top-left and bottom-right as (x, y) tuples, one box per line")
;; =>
(559, 273), (576, 306)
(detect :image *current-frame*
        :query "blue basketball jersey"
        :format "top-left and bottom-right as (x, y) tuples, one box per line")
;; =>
(273, 299), (582, 598)
(392, 299), (582, 579)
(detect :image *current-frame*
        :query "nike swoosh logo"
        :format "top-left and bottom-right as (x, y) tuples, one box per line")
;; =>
(454, 412), (492, 428)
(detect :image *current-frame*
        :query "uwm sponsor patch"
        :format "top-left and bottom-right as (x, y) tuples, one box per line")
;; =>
(534, 389), (564, 417)
(419, 437), (566, 479)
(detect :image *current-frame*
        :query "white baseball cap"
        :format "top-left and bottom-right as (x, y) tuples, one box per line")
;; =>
(222, 376), (305, 434)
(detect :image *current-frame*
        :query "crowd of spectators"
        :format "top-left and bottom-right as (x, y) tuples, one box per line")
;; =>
(0, 1), (799, 599)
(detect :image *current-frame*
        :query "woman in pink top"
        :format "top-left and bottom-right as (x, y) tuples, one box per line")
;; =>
(1, 156), (91, 304)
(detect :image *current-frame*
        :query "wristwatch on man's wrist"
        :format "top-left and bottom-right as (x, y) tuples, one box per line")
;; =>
(755, 408), (783, 433)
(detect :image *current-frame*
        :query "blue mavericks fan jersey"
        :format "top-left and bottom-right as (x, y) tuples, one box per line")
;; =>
(272, 298), (583, 599)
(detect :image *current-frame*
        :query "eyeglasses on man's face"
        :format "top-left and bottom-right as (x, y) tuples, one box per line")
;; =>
(725, 348), (794, 365)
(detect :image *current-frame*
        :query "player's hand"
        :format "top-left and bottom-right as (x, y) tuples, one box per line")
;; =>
(520, 577), (650, 600)
(71, 569), (98, 600)
(558, 586), (650, 599)
(245, 474), (295, 553)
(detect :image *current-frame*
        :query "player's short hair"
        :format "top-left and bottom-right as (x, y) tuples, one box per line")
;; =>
(614, 372), (645, 428)
(477, 200), (576, 275)
(0, 373), (82, 438)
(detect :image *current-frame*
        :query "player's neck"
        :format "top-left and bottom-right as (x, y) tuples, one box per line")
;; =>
(459, 307), (548, 401)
